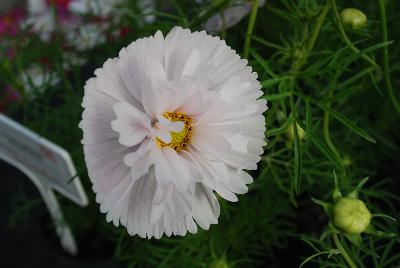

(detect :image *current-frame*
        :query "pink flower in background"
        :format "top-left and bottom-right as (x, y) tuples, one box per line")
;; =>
(47, 0), (72, 10)
(0, 8), (25, 36)
(2, 0), (150, 52)
(57, 8), (82, 33)
(6, 48), (16, 58)
(24, 0), (79, 42)
(0, 86), (21, 112)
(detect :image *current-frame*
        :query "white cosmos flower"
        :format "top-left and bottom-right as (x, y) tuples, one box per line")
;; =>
(23, 9), (55, 42)
(20, 64), (60, 96)
(80, 27), (267, 239)
(69, 0), (121, 17)
(27, 0), (47, 14)
(66, 23), (108, 51)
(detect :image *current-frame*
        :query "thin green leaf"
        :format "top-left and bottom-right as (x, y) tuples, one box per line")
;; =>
(308, 131), (343, 170)
(305, 100), (312, 139)
(295, 90), (377, 143)
(368, 70), (384, 96)
(266, 118), (293, 137)
(300, 236), (322, 252)
(332, 169), (342, 202)
(250, 48), (278, 78)
(170, 0), (189, 26)
(340, 67), (374, 89)
(342, 41), (394, 66)
(344, 233), (362, 248)
(252, 36), (287, 51)
(311, 197), (333, 216)
(265, 5), (297, 24)
(365, 224), (397, 238)
(263, 92), (292, 101)
(317, 104), (376, 143)
(300, 250), (340, 268)
(380, 240), (396, 266)
(311, 197), (329, 207)
(261, 77), (291, 89)
(320, 229), (333, 242)
(383, 254), (400, 268)
(326, 85), (363, 103)
(372, 213), (397, 222)
(347, 177), (369, 198)
(293, 121), (303, 194)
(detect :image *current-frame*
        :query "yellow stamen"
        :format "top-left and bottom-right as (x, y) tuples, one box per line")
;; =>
(155, 112), (193, 151)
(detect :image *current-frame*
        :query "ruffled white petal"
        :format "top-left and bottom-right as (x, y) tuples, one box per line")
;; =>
(111, 102), (151, 146)
(152, 147), (194, 193)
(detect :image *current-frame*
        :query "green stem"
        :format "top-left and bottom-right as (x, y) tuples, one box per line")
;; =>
(322, 87), (341, 161)
(285, 2), (330, 195)
(243, 0), (260, 58)
(171, 0), (189, 27)
(301, 2), (329, 67)
(292, 1), (329, 72)
(220, 10), (227, 40)
(329, 0), (379, 69)
(378, 0), (400, 117)
(288, 1), (330, 118)
(332, 233), (358, 268)
(323, 109), (341, 160)
(323, 102), (351, 186)
(253, 36), (287, 51)
(323, 98), (349, 184)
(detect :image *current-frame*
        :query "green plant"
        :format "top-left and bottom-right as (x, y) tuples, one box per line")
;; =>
(1, 0), (399, 267)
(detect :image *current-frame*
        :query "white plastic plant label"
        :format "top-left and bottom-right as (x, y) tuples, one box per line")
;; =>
(0, 113), (88, 255)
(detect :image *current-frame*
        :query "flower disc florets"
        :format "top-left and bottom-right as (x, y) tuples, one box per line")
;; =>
(155, 112), (193, 151)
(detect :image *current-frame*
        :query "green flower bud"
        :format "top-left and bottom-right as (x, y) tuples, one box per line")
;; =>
(333, 197), (371, 234)
(291, 46), (306, 60)
(210, 259), (229, 268)
(276, 110), (285, 122)
(340, 8), (367, 30)
(342, 155), (352, 167)
(286, 122), (306, 141)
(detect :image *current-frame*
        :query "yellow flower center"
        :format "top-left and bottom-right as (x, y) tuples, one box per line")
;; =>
(156, 112), (193, 151)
